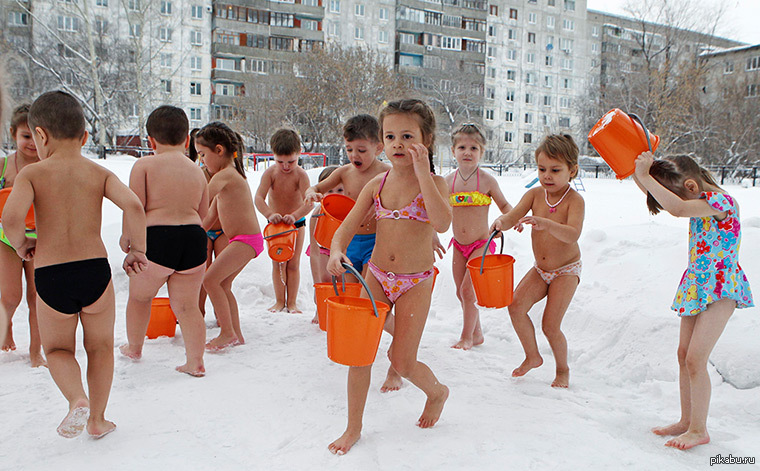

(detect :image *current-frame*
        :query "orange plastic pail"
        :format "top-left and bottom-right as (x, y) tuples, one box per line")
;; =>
(314, 281), (362, 332)
(314, 194), (355, 249)
(146, 297), (177, 339)
(432, 265), (439, 291)
(588, 109), (660, 180)
(466, 232), (515, 309)
(0, 188), (36, 229)
(263, 223), (297, 262)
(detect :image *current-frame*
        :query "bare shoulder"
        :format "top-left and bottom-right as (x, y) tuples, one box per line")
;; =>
(567, 188), (585, 206)
(443, 170), (455, 185)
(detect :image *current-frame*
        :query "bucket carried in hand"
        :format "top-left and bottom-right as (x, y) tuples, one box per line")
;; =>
(314, 275), (362, 332)
(326, 263), (390, 367)
(263, 222), (298, 262)
(147, 297), (177, 339)
(0, 188), (36, 230)
(588, 109), (659, 180)
(313, 194), (355, 249)
(466, 231), (515, 309)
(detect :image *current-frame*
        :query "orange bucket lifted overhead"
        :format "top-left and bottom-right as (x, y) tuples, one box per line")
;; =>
(263, 222), (298, 262)
(588, 109), (659, 180)
(314, 276), (362, 332)
(0, 188), (36, 229)
(314, 194), (355, 249)
(326, 263), (390, 367)
(466, 232), (515, 309)
(146, 297), (177, 339)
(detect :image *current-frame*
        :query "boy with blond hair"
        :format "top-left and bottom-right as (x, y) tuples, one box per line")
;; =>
(255, 129), (312, 313)
(2, 91), (147, 438)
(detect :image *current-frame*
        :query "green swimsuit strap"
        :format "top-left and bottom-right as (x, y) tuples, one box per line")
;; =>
(0, 156), (7, 189)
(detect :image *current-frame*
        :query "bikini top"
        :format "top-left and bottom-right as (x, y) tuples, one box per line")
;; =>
(0, 157), (7, 189)
(374, 170), (430, 223)
(449, 168), (492, 207)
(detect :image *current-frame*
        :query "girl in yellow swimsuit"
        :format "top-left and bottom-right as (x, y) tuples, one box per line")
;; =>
(445, 124), (515, 350)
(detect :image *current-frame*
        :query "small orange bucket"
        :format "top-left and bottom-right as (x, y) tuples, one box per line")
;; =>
(314, 277), (362, 332)
(314, 194), (355, 249)
(326, 263), (390, 367)
(432, 265), (439, 291)
(0, 188), (36, 229)
(466, 232), (515, 309)
(263, 222), (297, 262)
(588, 109), (659, 179)
(146, 297), (177, 339)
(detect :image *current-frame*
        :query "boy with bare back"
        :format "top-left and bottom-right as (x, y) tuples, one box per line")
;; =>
(119, 106), (208, 377)
(2, 91), (147, 438)
(255, 129), (312, 313)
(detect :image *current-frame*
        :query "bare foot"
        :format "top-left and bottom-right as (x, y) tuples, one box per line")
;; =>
(451, 337), (473, 350)
(652, 421), (690, 436)
(2, 330), (16, 351)
(551, 368), (570, 388)
(268, 303), (286, 313)
(311, 313), (319, 324)
(176, 363), (206, 377)
(205, 334), (239, 352)
(87, 419), (117, 439)
(472, 331), (484, 347)
(328, 428), (361, 456)
(286, 304), (302, 314)
(57, 401), (90, 438)
(417, 384), (449, 428)
(665, 430), (710, 450)
(119, 344), (142, 361)
(512, 356), (543, 377)
(380, 367), (403, 393)
(30, 351), (48, 368)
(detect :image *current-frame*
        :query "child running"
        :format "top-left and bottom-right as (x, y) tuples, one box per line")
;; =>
(326, 99), (451, 455)
(445, 123), (514, 350)
(2, 91), (147, 438)
(490, 134), (584, 388)
(255, 129), (311, 313)
(119, 106), (208, 377)
(633, 152), (753, 450)
(0, 104), (45, 366)
(195, 122), (262, 350)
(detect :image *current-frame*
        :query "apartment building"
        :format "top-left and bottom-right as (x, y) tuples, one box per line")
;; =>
(323, 0), (395, 62)
(701, 44), (760, 101)
(0, 0), (34, 105)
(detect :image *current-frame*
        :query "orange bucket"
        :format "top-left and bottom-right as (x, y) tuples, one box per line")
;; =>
(0, 188), (36, 229)
(314, 278), (362, 331)
(326, 263), (390, 367)
(466, 232), (515, 309)
(314, 194), (355, 249)
(146, 297), (177, 339)
(432, 265), (439, 291)
(588, 109), (659, 179)
(263, 222), (297, 262)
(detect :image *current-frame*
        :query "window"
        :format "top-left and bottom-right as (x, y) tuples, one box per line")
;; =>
(505, 90), (515, 102)
(329, 22), (340, 37)
(250, 59), (267, 74)
(270, 37), (294, 51)
(161, 79), (172, 93)
(487, 46), (495, 58)
(129, 23), (141, 37)
(329, 0), (339, 13)
(505, 111), (514, 122)
(216, 58), (240, 70)
(489, 5), (498, 15)
(488, 25), (495, 37)
(129, 104), (139, 118)
(354, 3), (364, 16)
(128, 0), (139, 11)
(302, 0), (318, 5)
(191, 5), (202, 18)
(559, 117), (570, 127)
(542, 114), (549, 126)
(190, 82), (201, 95)
(564, 0), (575, 11)
(509, 8), (517, 20)
(525, 113), (533, 124)
(526, 72), (534, 84)
(96, 0), (107, 6)
(563, 78), (572, 89)
(548, 0), (555, 5)
(303, 19), (319, 31)
(487, 67), (496, 78)
(563, 19), (574, 31)
(507, 70), (516, 81)
(190, 30), (202, 45)
(379, 7), (388, 20)
(526, 52), (535, 63)
(160, 53), (172, 67)
(591, 43), (598, 53)
(160, 1), (171, 14)
(543, 95), (551, 106)
(400, 32), (415, 44)
(561, 58), (574, 70)
(57, 16), (80, 32)
(159, 27), (172, 42)
(525, 92), (533, 104)
(592, 26), (599, 37)
(724, 62), (734, 74)
(94, 19), (107, 34)
(747, 84), (759, 97)
(399, 54), (422, 67)
(441, 36), (462, 50)
(528, 32), (536, 43)
(217, 83), (235, 96)
(560, 96), (571, 108)
(545, 55), (553, 67)
(747, 56), (760, 71)
(354, 26), (364, 40)
(9, 11), (29, 25)
(378, 30), (389, 43)
(271, 12), (294, 27)
(524, 133), (532, 143)
(544, 75), (552, 87)
(507, 49), (517, 61)
(58, 44), (75, 58)
(190, 108), (201, 121)
(508, 29), (516, 40)
(190, 56), (202, 71)
(485, 109), (494, 120)
(486, 87), (495, 99)
(528, 12), (536, 24)
(504, 131), (513, 143)
(560, 38), (573, 52)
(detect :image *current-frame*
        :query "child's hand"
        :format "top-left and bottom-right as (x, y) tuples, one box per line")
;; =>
(432, 234), (446, 259)
(327, 253), (352, 276)
(119, 234), (131, 254)
(269, 213), (283, 224)
(15, 238), (36, 261)
(634, 151), (655, 179)
(490, 216), (505, 233)
(513, 222), (524, 233)
(281, 214), (296, 225)
(519, 216), (549, 231)
(123, 250), (148, 276)
(409, 143), (431, 179)
(305, 189), (323, 203)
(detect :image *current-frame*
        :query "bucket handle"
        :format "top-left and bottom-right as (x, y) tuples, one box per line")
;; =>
(263, 227), (298, 240)
(330, 272), (348, 296)
(332, 262), (381, 318)
(627, 113), (652, 153)
(479, 230), (505, 275)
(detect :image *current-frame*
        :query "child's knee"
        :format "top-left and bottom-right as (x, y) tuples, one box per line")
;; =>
(684, 353), (707, 376)
(0, 292), (23, 310)
(676, 346), (689, 366)
(390, 356), (416, 378)
(541, 321), (561, 339)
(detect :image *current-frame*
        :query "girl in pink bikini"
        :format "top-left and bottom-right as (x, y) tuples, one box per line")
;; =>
(326, 99), (451, 455)
(194, 122), (263, 350)
(445, 124), (514, 350)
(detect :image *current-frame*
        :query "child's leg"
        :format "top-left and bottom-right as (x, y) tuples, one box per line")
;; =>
(204, 242), (255, 348)
(389, 277), (449, 428)
(285, 227), (306, 313)
(221, 266), (246, 343)
(269, 259), (287, 312)
(0, 244), (23, 351)
(23, 260), (45, 367)
(121, 263), (170, 359)
(198, 239), (213, 316)
(665, 298), (735, 450)
(452, 249), (482, 350)
(507, 268), (548, 377)
(167, 265), (206, 376)
(653, 316), (697, 436)
(541, 275), (579, 388)
(328, 365), (371, 455)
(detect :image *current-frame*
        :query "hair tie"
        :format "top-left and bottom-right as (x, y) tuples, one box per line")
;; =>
(233, 151), (238, 159)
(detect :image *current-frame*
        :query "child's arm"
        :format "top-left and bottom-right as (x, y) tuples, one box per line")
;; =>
(1, 170), (36, 260)
(197, 182), (209, 222)
(487, 174), (514, 214)
(121, 161), (147, 252)
(410, 144), (451, 233)
(254, 169), (281, 223)
(519, 195), (584, 244)
(304, 167), (344, 203)
(326, 181), (376, 276)
(284, 170), (314, 223)
(634, 152), (725, 218)
(105, 171), (148, 275)
(202, 196), (218, 230)
(491, 190), (534, 233)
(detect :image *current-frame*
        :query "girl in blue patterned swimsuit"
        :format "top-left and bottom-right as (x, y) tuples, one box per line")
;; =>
(633, 152), (753, 451)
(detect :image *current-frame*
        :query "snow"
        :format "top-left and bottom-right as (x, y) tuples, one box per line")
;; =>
(1, 155), (758, 470)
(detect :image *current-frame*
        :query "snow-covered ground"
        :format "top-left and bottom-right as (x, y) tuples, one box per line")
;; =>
(1, 155), (758, 470)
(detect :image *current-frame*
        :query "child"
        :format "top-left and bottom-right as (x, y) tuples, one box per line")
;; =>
(195, 122), (262, 350)
(2, 91), (147, 438)
(633, 152), (753, 450)
(326, 99), (451, 455)
(445, 123), (514, 350)
(0, 104), (45, 366)
(254, 129), (312, 313)
(490, 134), (584, 388)
(119, 106), (208, 377)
